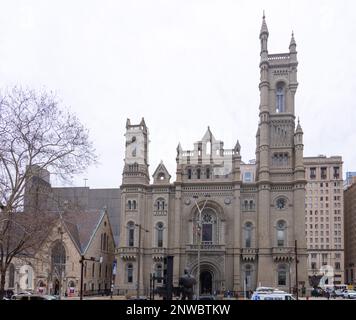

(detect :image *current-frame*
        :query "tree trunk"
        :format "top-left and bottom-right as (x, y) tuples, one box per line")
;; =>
(0, 270), (6, 299)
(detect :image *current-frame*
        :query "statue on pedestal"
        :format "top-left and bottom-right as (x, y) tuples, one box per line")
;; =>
(179, 268), (197, 300)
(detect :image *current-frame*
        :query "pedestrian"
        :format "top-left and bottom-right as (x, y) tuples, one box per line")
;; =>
(326, 291), (330, 300)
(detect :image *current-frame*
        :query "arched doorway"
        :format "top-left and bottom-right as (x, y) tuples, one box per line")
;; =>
(191, 260), (223, 295)
(200, 271), (212, 295)
(19, 265), (34, 291)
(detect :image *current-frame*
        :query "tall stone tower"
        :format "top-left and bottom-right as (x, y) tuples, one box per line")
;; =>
(118, 118), (150, 294)
(122, 118), (149, 185)
(256, 13), (308, 288)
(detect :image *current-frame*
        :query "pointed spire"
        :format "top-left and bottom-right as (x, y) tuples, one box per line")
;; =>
(207, 126), (212, 141)
(260, 10), (269, 38)
(289, 31), (296, 51)
(126, 118), (131, 129)
(234, 139), (241, 154)
(176, 142), (182, 157)
(296, 117), (303, 133)
(202, 126), (214, 142)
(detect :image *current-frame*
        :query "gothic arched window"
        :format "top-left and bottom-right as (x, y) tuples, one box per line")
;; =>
(132, 200), (137, 210)
(155, 264), (163, 283)
(127, 263), (133, 283)
(128, 200), (132, 210)
(206, 168), (210, 179)
(276, 198), (286, 210)
(156, 198), (165, 211)
(201, 209), (216, 243)
(51, 241), (66, 278)
(244, 264), (252, 289)
(277, 220), (287, 247)
(244, 200), (249, 210)
(197, 168), (201, 179)
(244, 222), (253, 248)
(187, 168), (192, 179)
(277, 264), (287, 286)
(156, 222), (164, 248)
(276, 84), (285, 113)
(127, 222), (135, 247)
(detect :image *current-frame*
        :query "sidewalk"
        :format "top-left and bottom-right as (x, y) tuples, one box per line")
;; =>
(62, 295), (127, 300)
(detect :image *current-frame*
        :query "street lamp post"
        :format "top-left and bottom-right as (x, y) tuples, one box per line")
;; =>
(289, 262), (292, 294)
(58, 226), (64, 300)
(193, 194), (210, 300)
(79, 255), (103, 300)
(295, 240), (299, 300)
(135, 223), (149, 299)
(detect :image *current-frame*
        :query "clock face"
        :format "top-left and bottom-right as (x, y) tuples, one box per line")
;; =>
(125, 134), (145, 164)
(276, 198), (286, 209)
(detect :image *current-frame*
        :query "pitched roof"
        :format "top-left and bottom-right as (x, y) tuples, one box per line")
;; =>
(152, 161), (171, 180)
(61, 209), (104, 254)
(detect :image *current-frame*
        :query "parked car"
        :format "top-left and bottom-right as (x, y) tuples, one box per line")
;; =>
(128, 296), (149, 300)
(15, 291), (33, 296)
(334, 289), (346, 297)
(197, 295), (216, 300)
(11, 294), (58, 300)
(343, 290), (356, 299)
(251, 292), (296, 300)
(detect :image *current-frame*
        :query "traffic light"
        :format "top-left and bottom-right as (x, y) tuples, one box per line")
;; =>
(163, 255), (174, 300)
(163, 257), (167, 285)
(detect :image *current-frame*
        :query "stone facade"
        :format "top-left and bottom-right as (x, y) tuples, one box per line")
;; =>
(116, 16), (308, 296)
(4, 208), (115, 297)
(344, 176), (356, 286)
(304, 156), (344, 285)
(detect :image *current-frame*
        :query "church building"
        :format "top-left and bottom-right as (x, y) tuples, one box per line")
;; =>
(116, 15), (308, 296)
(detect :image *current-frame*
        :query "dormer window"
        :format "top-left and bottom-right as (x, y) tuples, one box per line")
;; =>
(276, 83), (285, 113)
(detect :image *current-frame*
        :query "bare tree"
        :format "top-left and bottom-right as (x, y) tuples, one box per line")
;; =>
(0, 86), (97, 298)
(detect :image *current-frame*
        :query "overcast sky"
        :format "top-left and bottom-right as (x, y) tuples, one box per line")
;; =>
(1, 0), (355, 188)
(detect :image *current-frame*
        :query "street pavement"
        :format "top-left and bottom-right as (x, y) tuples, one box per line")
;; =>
(61, 295), (352, 300)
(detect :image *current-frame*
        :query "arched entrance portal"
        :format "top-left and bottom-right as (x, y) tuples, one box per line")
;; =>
(191, 260), (223, 295)
(200, 271), (212, 295)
